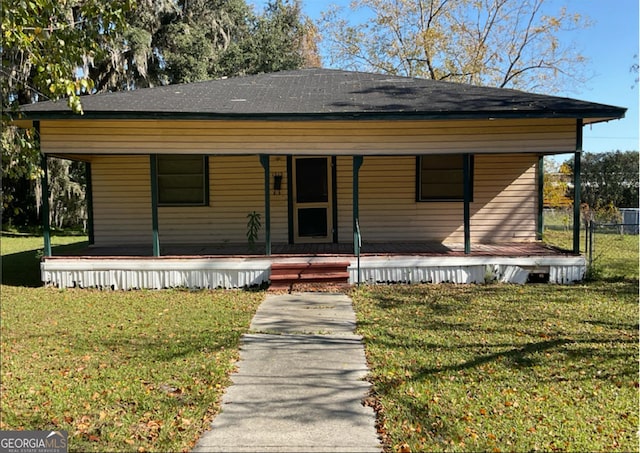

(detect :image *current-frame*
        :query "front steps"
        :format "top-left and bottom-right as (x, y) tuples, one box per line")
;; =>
(269, 262), (351, 292)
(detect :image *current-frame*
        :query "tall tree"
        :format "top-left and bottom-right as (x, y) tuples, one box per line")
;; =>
(2, 0), (318, 230)
(89, 0), (319, 90)
(565, 151), (639, 209)
(319, 0), (589, 92)
(2, 0), (131, 228)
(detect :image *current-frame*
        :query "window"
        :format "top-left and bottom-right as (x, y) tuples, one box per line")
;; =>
(417, 154), (473, 201)
(156, 155), (208, 206)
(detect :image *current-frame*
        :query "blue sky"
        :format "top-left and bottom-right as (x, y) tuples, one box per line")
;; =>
(251, 0), (639, 154)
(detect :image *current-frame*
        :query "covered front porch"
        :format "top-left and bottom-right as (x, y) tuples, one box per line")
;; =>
(41, 241), (586, 289)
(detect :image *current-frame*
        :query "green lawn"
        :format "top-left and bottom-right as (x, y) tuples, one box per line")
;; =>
(543, 229), (639, 281)
(353, 283), (638, 452)
(2, 235), (638, 452)
(1, 236), (263, 452)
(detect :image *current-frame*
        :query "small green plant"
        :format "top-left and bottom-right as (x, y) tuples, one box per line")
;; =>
(246, 211), (262, 250)
(584, 260), (603, 281)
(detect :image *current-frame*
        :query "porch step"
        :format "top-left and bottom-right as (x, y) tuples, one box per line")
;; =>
(269, 262), (351, 292)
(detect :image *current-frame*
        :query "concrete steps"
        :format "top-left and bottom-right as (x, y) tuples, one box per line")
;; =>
(269, 262), (351, 291)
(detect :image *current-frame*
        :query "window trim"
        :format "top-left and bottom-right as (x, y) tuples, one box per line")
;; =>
(156, 155), (209, 207)
(416, 154), (474, 202)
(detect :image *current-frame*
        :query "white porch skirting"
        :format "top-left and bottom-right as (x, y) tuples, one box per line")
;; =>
(41, 258), (272, 290)
(348, 256), (586, 285)
(41, 255), (586, 290)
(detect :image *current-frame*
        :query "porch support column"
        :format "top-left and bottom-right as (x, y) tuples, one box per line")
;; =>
(40, 150), (52, 257)
(353, 155), (364, 255)
(463, 153), (471, 255)
(572, 119), (583, 254)
(150, 154), (160, 257)
(537, 155), (544, 240)
(259, 154), (271, 256)
(85, 162), (95, 245)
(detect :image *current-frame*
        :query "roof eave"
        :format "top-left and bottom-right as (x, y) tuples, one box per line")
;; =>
(16, 107), (627, 123)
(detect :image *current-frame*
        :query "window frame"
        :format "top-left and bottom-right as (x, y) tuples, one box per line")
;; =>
(416, 154), (474, 202)
(156, 155), (209, 207)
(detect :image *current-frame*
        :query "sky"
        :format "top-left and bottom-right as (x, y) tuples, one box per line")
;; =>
(250, 0), (639, 154)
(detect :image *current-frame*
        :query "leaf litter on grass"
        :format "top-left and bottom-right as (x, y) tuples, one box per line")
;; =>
(1, 285), (263, 452)
(352, 283), (638, 453)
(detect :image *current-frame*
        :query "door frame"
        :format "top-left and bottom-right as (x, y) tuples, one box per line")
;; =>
(287, 156), (338, 244)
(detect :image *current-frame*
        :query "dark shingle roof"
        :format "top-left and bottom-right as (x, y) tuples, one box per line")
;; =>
(20, 68), (625, 123)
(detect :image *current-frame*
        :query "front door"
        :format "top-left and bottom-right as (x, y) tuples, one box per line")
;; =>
(293, 157), (332, 243)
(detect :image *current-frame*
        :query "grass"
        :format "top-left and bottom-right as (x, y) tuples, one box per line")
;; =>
(542, 209), (639, 282)
(353, 224), (639, 452)
(353, 283), (638, 452)
(543, 229), (639, 281)
(1, 233), (90, 287)
(2, 234), (638, 452)
(1, 236), (264, 452)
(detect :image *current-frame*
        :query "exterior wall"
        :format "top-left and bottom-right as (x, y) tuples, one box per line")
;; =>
(91, 155), (152, 246)
(158, 155), (289, 244)
(353, 154), (537, 243)
(89, 153), (537, 247)
(90, 155), (287, 246)
(39, 118), (577, 155)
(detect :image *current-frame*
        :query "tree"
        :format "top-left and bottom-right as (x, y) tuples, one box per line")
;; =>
(543, 159), (572, 208)
(319, 0), (589, 92)
(2, 0), (131, 229)
(89, 0), (319, 90)
(565, 151), (639, 209)
(2, 0), (319, 230)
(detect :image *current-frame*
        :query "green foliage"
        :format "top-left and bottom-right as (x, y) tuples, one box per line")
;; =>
(2, 0), (317, 230)
(543, 159), (572, 208)
(352, 283), (638, 452)
(246, 211), (262, 249)
(2, 0), (132, 112)
(2, 0), (132, 226)
(92, 0), (315, 89)
(565, 151), (640, 209)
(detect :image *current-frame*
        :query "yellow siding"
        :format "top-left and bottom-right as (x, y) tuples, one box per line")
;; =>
(90, 155), (289, 246)
(355, 154), (537, 243)
(158, 155), (289, 244)
(91, 156), (152, 246)
(89, 153), (537, 247)
(40, 118), (577, 155)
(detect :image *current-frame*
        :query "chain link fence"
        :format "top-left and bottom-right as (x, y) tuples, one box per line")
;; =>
(586, 220), (639, 280)
(543, 208), (639, 281)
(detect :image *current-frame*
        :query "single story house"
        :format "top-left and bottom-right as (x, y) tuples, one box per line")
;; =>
(16, 68), (626, 288)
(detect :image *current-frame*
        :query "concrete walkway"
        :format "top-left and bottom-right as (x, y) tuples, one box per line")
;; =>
(193, 293), (381, 453)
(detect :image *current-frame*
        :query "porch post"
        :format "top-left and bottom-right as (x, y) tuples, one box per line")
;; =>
(573, 119), (583, 254)
(40, 150), (52, 257)
(259, 154), (271, 256)
(463, 153), (471, 254)
(85, 162), (95, 244)
(537, 155), (544, 240)
(150, 154), (160, 256)
(353, 156), (364, 254)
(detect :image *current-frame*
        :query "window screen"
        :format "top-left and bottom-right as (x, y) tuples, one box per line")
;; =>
(417, 154), (473, 201)
(156, 155), (208, 206)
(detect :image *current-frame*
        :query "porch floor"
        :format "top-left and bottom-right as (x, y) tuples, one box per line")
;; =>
(50, 241), (574, 259)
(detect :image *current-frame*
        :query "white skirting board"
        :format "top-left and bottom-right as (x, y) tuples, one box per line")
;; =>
(41, 258), (271, 290)
(348, 256), (586, 285)
(41, 255), (586, 290)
